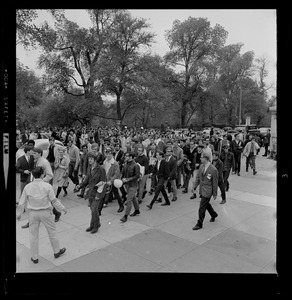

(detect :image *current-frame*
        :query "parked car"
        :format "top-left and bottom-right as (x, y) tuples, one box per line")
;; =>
(259, 127), (271, 134)
(234, 124), (258, 132)
(16, 139), (64, 163)
(227, 130), (237, 140)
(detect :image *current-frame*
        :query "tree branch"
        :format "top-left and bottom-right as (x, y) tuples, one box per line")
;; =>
(60, 84), (85, 97)
(67, 74), (84, 87)
(121, 103), (132, 120)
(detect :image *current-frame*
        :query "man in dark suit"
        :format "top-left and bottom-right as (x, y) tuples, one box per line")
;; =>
(16, 145), (35, 195)
(192, 152), (219, 230)
(212, 151), (226, 204)
(231, 133), (244, 176)
(147, 150), (170, 209)
(113, 143), (127, 201)
(165, 146), (178, 201)
(46, 137), (57, 185)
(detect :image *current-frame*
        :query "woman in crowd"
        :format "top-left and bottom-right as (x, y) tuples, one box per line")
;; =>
(54, 146), (70, 198)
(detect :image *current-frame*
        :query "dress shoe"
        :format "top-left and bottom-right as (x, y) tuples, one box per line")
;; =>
(54, 248), (66, 258)
(253, 170), (257, 175)
(54, 212), (61, 222)
(210, 212), (218, 222)
(117, 206), (124, 213)
(146, 204), (152, 210)
(155, 197), (162, 203)
(182, 189), (188, 193)
(190, 194), (196, 199)
(237, 173), (240, 176)
(220, 200), (226, 204)
(171, 197), (177, 202)
(63, 192), (67, 197)
(90, 226), (100, 234)
(130, 210), (140, 217)
(192, 224), (202, 230)
(86, 226), (93, 232)
(120, 215), (128, 223)
(77, 194), (84, 198)
(31, 257), (39, 264)
(21, 222), (29, 229)
(161, 202), (170, 206)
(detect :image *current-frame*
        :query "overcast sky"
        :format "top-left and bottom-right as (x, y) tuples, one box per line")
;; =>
(17, 9), (276, 96)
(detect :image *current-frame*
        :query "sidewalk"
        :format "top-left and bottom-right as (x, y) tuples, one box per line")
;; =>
(16, 148), (276, 273)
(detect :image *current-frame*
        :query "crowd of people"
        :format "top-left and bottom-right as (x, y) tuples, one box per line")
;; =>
(16, 124), (271, 263)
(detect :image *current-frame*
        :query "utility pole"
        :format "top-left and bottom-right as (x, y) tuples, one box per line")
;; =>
(239, 84), (242, 125)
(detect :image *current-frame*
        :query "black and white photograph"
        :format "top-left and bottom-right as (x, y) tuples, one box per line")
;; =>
(3, 8), (284, 295)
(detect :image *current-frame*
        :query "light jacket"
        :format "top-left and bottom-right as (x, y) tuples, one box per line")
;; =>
(193, 163), (219, 198)
(103, 158), (120, 184)
(243, 141), (260, 157)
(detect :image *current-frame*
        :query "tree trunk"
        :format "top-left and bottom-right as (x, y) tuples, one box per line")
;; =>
(116, 93), (122, 122)
(181, 103), (188, 128)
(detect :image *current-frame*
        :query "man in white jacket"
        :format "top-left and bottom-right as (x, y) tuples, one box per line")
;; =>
(16, 167), (67, 264)
(20, 147), (56, 229)
(243, 136), (260, 175)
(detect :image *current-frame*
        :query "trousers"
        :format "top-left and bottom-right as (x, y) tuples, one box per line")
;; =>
(150, 178), (170, 205)
(218, 180), (226, 201)
(29, 209), (61, 259)
(197, 196), (217, 226)
(68, 161), (78, 185)
(89, 198), (101, 229)
(137, 174), (148, 202)
(223, 168), (231, 190)
(234, 153), (242, 174)
(124, 185), (139, 216)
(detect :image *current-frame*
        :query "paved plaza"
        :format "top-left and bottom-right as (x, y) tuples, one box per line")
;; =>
(16, 148), (277, 273)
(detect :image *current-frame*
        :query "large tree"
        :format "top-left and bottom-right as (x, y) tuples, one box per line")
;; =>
(164, 17), (228, 127)
(217, 43), (255, 125)
(16, 60), (45, 130)
(97, 11), (155, 123)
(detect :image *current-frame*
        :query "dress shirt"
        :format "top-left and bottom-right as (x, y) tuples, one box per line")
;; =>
(203, 162), (211, 175)
(16, 179), (65, 216)
(157, 159), (161, 171)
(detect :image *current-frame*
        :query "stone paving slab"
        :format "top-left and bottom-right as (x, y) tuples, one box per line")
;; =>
(203, 228), (276, 269)
(114, 229), (199, 266)
(58, 244), (162, 272)
(232, 207), (276, 241)
(158, 245), (263, 273)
